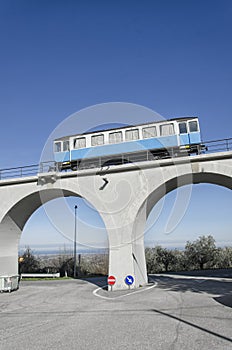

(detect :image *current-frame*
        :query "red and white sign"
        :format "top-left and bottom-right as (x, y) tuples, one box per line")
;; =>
(107, 275), (116, 286)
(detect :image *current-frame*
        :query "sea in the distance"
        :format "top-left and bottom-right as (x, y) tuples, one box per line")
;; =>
(19, 244), (109, 256)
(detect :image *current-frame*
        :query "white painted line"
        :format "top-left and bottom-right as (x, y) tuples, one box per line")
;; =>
(93, 282), (158, 300)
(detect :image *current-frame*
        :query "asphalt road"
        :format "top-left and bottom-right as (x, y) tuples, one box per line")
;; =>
(0, 274), (232, 350)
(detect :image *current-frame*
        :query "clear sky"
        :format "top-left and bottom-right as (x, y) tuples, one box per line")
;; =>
(0, 1), (232, 251)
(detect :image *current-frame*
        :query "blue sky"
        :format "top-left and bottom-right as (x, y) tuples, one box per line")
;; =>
(0, 1), (232, 251)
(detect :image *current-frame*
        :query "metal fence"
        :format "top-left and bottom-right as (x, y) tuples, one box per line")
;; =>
(0, 138), (232, 181)
(0, 162), (56, 181)
(203, 138), (232, 153)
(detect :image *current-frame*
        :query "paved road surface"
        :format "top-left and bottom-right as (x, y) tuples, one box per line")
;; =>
(0, 275), (232, 350)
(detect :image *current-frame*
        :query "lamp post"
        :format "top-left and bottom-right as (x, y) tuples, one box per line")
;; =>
(74, 205), (78, 278)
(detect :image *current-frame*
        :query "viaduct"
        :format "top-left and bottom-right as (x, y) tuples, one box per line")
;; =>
(0, 151), (232, 290)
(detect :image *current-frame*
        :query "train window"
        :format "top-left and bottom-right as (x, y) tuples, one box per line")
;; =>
(189, 121), (199, 132)
(142, 126), (157, 139)
(73, 137), (86, 149)
(54, 142), (61, 152)
(179, 122), (187, 134)
(125, 129), (139, 141)
(63, 140), (70, 151)
(109, 131), (122, 144)
(160, 123), (174, 136)
(92, 134), (104, 146)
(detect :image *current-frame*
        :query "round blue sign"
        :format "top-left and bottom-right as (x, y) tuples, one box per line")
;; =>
(125, 275), (134, 286)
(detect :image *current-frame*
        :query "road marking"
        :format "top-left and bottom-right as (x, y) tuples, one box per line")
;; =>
(93, 282), (157, 300)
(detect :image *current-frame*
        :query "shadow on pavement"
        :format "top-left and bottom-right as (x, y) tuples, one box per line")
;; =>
(149, 270), (232, 309)
(81, 276), (107, 288)
(153, 308), (232, 344)
(214, 293), (232, 308)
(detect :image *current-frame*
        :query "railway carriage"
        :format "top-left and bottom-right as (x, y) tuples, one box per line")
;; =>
(54, 117), (203, 170)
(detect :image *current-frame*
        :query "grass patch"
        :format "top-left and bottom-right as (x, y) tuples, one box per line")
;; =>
(21, 277), (73, 281)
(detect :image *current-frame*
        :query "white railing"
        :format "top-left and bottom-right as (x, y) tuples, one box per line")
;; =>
(20, 273), (60, 278)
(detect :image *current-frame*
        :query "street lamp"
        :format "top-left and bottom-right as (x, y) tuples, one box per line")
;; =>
(74, 205), (78, 278)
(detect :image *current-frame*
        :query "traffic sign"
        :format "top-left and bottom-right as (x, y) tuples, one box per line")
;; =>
(125, 275), (134, 286)
(108, 275), (116, 286)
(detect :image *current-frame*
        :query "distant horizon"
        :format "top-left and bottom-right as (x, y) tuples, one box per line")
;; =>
(18, 243), (109, 256)
(19, 236), (232, 256)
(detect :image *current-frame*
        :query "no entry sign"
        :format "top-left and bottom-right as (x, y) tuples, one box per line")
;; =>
(107, 275), (116, 286)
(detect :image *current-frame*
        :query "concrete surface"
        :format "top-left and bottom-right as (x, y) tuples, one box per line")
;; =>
(0, 274), (232, 350)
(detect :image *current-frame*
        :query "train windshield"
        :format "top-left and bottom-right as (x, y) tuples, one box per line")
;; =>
(54, 142), (61, 152)
(179, 122), (187, 134)
(63, 140), (70, 151)
(189, 121), (199, 132)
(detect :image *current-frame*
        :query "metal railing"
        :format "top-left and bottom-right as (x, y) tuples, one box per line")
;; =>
(0, 138), (232, 181)
(0, 162), (56, 181)
(0, 164), (39, 180)
(203, 138), (232, 153)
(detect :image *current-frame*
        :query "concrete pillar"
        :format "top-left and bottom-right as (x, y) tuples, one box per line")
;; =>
(131, 201), (148, 287)
(0, 215), (21, 276)
(102, 202), (148, 290)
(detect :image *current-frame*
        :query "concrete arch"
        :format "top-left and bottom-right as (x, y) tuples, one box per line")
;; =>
(145, 169), (232, 220)
(130, 162), (232, 288)
(7, 188), (77, 230)
(0, 183), (108, 277)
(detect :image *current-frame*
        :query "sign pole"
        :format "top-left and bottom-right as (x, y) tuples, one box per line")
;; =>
(107, 275), (116, 291)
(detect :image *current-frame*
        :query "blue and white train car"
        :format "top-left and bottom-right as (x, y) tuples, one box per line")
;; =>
(54, 117), (203, 170)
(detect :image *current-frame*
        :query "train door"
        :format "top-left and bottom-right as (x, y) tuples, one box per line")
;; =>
(178, 121), (189, 145)
(188, 120), (201, 144)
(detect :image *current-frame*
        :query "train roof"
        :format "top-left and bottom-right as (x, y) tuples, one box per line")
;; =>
(54, 116), (199, 141)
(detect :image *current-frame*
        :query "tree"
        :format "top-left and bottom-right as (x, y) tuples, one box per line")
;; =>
(185, 235), (217, 270)
(216, 247), (232, 269)
(19, 247), (40, 273)
(155, 246), (177, 272)
(145, 247), (155, 274)
(170, 249), (188, 272)
(145, 247), (164, 273)
(145, 246), (177, 273)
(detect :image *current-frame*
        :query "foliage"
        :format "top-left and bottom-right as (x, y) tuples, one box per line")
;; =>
(185, 235), (217, 270)
(146, 246), (178, 273)
(155, 246), (177, 272)
(19, 247), (40, 273)
(215, 247), (232, 269)
(145, 235), (232, 273)
(19, 246), (109, 277)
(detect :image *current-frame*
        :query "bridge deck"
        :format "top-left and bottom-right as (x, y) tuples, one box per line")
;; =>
(0, 150), (232, 186)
